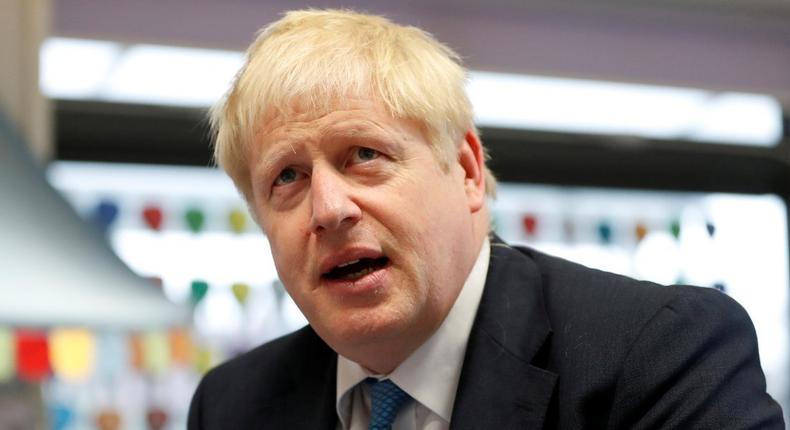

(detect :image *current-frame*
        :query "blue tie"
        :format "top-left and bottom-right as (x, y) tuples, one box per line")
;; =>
(366, 378), (412, 430)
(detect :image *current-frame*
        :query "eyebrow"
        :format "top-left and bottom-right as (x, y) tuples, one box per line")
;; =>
(321, 123), (402, 150)
(322, 120), (390, 140)
(254, 141), (299, 181)
(252, 119), (403, 179)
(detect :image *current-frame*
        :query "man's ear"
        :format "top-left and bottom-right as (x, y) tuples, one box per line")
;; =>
(456, 129), (486, 213)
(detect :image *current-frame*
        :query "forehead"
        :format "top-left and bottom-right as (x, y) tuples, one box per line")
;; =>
(254, 97), (419, 145)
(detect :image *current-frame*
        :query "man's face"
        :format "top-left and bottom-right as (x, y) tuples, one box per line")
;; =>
(248, 98), (483, 367)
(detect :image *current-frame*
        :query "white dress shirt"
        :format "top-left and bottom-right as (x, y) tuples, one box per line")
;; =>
(336, 238), (490, 430)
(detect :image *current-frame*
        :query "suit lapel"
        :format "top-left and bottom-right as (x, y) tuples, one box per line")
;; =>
(261, 328), (338, 430)
(450, 240), (557, 429)
(259, 239), (557, 429)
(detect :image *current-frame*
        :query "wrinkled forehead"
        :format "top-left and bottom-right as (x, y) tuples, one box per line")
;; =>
(246, 95), (446, 176)
(245, 70), (368, 122)
(252, 92), (415, 141)
(259, 96), (351, 129)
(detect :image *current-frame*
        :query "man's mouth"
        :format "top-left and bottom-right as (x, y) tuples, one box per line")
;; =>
(322, 257), (390, 281)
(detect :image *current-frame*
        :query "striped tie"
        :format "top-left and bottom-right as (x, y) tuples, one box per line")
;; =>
(366, 378), (412, 430)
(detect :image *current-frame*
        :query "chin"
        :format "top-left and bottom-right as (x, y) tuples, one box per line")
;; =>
(318, 306), (413, 350)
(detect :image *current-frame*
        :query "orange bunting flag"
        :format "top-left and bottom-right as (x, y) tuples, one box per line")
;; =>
(169, 329), (193, 365)
(129, 334), (145, 371)
(635, 222), (648, 242)
(95, 409), (122, 430)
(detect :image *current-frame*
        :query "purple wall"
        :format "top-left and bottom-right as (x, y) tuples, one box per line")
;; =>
(52, 0), (790, 102)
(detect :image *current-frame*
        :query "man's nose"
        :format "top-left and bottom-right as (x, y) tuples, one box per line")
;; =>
(309, 167), (361, 234)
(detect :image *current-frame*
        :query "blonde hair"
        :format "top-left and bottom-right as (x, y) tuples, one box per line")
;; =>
(210, 9), (497, 199)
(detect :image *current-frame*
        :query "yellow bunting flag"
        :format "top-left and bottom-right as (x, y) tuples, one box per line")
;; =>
(50, 328), (96, 382)
(228, 209), (247, 233)
(0, 328), (14, 381)
(142, 331), (170, 375)
(194, 346), (216, 375)
(232, 282), (251, 306)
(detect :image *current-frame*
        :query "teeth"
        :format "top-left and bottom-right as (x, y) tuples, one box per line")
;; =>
(337, 259), (360, 268)
(339, 266), (375, 280)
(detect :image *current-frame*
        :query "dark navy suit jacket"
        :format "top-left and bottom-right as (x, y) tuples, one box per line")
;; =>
(188, 241), (784, 429)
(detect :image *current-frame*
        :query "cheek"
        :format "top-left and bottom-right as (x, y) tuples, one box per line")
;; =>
(262, 217), (310, 282)
(373, 171), (462, 244)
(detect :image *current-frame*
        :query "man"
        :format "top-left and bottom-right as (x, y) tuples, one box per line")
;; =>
(188, 9), (783, 429)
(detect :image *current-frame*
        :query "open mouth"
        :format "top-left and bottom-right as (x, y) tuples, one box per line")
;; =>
(322, 257), (389, 281)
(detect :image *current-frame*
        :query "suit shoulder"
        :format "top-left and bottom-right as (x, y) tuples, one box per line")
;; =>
(654, 282), (755, 336)
(488, 244), (781, 428)
(198, 325), (330, 399)
(515, 245), (675, 303)
(607, 277), (781, 428)
(189, 325), (338, 428)
(509, 244), (735, 349)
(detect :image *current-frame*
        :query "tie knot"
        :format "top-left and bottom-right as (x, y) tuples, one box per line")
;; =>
(366, 378), (412, 430)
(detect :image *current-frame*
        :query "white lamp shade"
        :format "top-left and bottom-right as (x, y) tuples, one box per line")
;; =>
(0, 111), (187, 329)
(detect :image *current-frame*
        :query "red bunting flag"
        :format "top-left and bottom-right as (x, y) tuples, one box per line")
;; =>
(142, 205), (164, 231)
(522, 214), (538, 236)
(16, 330), (50, 382)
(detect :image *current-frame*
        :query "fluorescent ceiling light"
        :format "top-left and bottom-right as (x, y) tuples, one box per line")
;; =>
(468, 72), (783, 146)
(40, 38), (122, 98)
(41, 38), (243, 107)
(102, 44), (244, 107)
(40, 38), (783, 146)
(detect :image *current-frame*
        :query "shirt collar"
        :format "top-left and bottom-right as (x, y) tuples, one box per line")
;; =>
(336, 237), (490, 424)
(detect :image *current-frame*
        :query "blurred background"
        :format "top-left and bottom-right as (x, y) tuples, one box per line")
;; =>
(1, 0), (789, 428)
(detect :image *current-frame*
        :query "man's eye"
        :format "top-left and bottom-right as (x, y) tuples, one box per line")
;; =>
(352, 147), (380, 163)
(274, 167), (300, 186)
